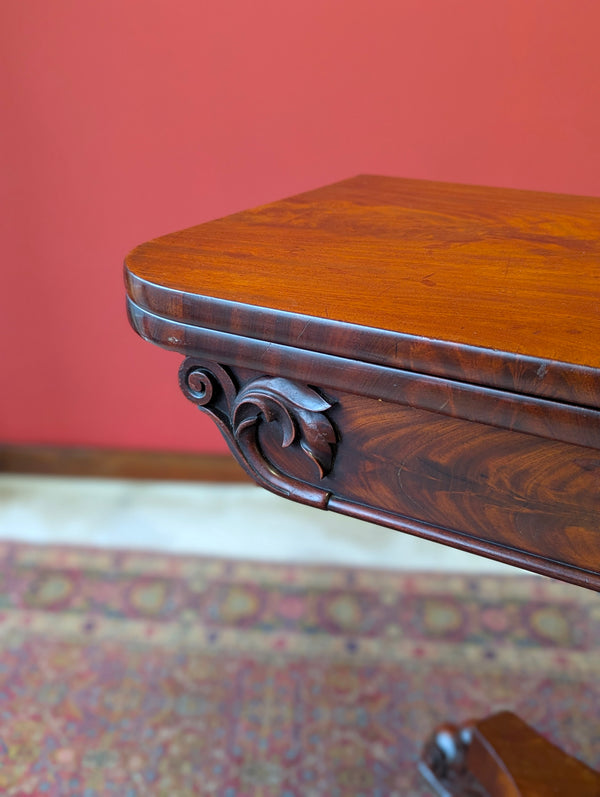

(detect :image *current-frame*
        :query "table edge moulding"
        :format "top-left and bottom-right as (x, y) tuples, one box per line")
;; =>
(125, 175), (600, 797)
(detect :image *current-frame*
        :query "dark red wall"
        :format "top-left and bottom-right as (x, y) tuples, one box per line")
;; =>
(3, 0), (600, 452)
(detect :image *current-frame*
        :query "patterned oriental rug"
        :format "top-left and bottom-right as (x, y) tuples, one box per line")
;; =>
(0, 543), (598, 796)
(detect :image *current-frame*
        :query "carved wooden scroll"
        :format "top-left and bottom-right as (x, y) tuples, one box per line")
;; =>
(178, 358), (337, 508)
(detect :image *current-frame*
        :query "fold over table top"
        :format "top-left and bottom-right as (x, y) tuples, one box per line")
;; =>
(125, 175), (600, 589)
(125, 175), (600, 409)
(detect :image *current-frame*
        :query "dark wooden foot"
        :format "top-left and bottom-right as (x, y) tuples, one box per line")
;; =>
(419, 720), (488, 796)
(419, 711), (600, 797)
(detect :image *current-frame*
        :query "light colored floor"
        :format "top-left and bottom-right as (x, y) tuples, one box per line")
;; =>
(0, 474), (519, 573)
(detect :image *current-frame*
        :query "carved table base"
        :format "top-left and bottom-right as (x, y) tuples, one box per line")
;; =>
(420, 711), (600, 797)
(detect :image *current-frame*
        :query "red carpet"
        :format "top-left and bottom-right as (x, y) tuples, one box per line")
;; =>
(0, 541), (598, 795)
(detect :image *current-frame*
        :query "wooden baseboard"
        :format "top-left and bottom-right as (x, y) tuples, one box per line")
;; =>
(0, 445), (252, 482)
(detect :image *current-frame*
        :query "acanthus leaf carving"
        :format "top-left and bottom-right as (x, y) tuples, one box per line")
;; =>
(232, 377), (336, 478)
(178, 359), (338, 506)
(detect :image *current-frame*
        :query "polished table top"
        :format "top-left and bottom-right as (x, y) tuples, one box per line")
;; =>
(125, 176), (600, 591)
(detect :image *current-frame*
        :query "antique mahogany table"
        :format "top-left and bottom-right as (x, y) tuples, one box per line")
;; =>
(125, 175), (600, 796)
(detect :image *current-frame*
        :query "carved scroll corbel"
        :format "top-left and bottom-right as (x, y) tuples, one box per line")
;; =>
(178, 358), (337, 508)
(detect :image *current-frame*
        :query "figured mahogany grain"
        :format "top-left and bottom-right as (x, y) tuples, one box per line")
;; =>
(327, 394), (600, 574)
(126, 175), (600, 371)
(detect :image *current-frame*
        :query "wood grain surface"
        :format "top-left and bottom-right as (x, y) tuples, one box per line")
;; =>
(126, 175), (600, 370)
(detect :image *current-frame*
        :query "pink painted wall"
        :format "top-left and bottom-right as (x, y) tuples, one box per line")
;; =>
(2, 0), (600, 453)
